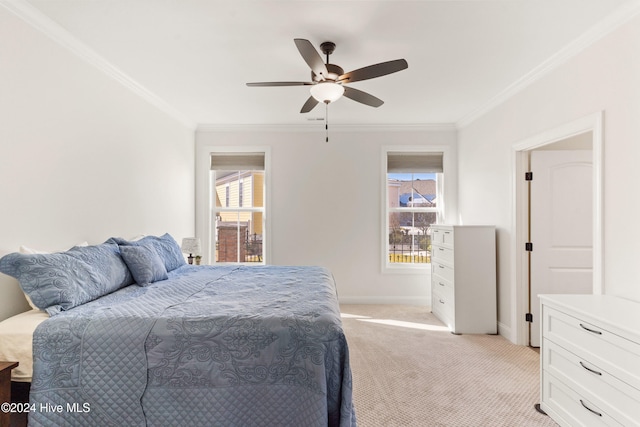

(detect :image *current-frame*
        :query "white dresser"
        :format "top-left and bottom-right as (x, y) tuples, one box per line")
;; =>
(430, 225), (496, 334)
(540, 294), (640, 426)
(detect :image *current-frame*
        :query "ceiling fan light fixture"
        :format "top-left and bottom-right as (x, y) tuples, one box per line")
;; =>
(310, 82), (344, 103)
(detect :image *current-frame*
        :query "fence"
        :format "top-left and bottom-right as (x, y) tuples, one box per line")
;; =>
(245, 232), (263, 262)
(388, 253), (431, 263)
(388, 245), (431, 264)
(388, 232), (431, 264)
(216, 232), (263, 263)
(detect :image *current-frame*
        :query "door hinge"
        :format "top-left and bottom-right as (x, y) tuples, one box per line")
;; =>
(526, 313), (533, 322)
(525, 242), (533, 252)
(525, 172), (533, 181)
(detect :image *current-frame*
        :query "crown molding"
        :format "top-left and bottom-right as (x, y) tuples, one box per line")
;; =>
(1, 0), (196, 130)
(196, 123), (457, 133)
(456, 0), (640, 129)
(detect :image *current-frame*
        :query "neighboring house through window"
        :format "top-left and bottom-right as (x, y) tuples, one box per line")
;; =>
(211, 152), (266, 264)
(384, 149), (443, 270)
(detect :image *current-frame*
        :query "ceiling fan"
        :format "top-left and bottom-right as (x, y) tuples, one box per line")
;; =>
(246, 39), (408, 113)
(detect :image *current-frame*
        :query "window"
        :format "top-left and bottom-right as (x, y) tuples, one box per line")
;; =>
(211, 153), (265, 264)
(384, 150), (443, 269)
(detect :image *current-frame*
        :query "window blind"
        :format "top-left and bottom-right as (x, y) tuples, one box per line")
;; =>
(210, 153), (265, 171)
(387, 152), (443, 173)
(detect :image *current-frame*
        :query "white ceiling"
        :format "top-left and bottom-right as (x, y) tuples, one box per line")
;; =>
(15, 0), (635, 127)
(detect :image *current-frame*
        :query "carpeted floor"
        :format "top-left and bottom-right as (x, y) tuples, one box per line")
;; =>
(340, 305), (558, 427)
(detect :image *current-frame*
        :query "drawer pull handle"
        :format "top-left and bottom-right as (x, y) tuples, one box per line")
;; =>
(579, 323), (603, 335)
(579, 400), (602, 417)
(579, 361), (602, 376)
(439, 282), (445, 287)
(439, 265), (445, 269)
(439, 248), (444, 251)
(439, 299), (445, 304)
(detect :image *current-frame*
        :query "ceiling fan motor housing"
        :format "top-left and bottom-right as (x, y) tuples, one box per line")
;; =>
(312, 64), (344, 82)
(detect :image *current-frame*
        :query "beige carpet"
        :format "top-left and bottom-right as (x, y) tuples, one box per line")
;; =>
(340, 305), (558, 427)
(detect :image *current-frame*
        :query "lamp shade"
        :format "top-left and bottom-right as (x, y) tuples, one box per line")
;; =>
(310, 82), (344, 103)
(181, 237), (201, 255)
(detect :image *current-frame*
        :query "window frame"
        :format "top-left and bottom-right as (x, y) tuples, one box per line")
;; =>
(381, 146), (446, 274)
(198, 146), (271, 266)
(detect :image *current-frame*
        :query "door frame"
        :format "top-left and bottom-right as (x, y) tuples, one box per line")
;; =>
(510, 112), (603, 346)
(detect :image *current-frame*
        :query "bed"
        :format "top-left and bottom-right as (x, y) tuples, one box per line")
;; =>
(0, 234), (356, 426)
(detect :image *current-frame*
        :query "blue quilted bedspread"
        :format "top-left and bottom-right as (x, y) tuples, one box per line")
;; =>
(28, 265), (356, 426)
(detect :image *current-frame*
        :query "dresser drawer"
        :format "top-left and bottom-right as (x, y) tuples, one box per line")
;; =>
(431, 227), (454, 246)
(431, 261), (453, 282)
(431, 227), (443, 244)
(432, 273), (453, 294)
(543, 305), (640, 391)
(432, 287), (454, 326)
(543, 339), (640, 424)
(431, 244), (453, 263)
(543, 372), (626, 427)
(441, 229), (454, 245)
(431, 297), (450, 327)
(432, 274), (454, 302)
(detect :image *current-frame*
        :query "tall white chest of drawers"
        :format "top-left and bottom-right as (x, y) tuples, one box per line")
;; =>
(540, 294), (640, 426)
(430, 225), (496, 334)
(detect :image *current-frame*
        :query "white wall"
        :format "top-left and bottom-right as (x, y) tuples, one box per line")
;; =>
(458, 13), (640, 340)
(196, 126), (457, 304)
(0, 8), (195, 320)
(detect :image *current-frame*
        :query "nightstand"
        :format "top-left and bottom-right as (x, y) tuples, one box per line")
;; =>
(0, 362), (18, 427)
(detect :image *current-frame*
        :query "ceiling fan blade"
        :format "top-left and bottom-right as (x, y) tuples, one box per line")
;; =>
(300, 96), (320, 113)
(343, 86), (384, 108)
(246, 82), (313, 87)
(338, 59), (408, 84)
(294, 39), (329, 79)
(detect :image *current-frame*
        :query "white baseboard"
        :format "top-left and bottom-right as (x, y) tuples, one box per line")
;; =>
(497, 321), (514, 343)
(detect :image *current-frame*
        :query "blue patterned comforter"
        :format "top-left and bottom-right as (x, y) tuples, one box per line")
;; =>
(29, 265), (356, 426)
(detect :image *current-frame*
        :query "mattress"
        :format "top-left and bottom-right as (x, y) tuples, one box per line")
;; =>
(0, 309), (49, 382)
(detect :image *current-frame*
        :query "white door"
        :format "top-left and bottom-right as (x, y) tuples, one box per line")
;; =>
(529, 150), (593, 347)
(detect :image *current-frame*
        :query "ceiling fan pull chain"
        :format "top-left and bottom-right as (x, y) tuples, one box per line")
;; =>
(325, 102), (329, 143)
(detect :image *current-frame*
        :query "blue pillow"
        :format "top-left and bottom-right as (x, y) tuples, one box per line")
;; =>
(119, 244), (168, 286)
(108, 233), (186, 272)
(66, 243), (134, 289)
(0, 243), (133, 316)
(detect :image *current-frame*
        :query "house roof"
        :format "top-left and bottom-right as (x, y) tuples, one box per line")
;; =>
(399, 193), (435, 207)
(398, 179), (436, 197)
